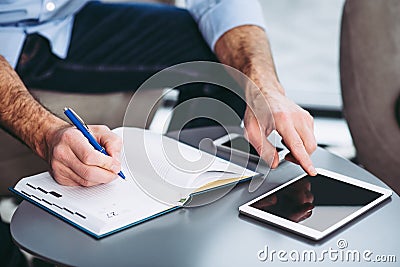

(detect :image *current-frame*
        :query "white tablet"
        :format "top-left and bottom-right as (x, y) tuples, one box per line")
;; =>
(239, 168), (392, 240)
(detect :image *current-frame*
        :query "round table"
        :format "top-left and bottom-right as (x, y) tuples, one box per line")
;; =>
(11, 127), (400, 266)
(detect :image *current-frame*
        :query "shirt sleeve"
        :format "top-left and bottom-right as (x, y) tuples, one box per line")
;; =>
(186, 0), (266, 51)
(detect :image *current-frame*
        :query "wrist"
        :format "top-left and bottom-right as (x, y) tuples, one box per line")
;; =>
(37, 116), (69, 161)
(245, 72), (285, 101)
(251, 74), (283, 94)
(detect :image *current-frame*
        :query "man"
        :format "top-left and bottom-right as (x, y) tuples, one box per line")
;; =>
(1, 0), (317, 187)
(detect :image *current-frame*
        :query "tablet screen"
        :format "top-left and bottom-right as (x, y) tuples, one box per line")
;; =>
(250, 174), (384, 232)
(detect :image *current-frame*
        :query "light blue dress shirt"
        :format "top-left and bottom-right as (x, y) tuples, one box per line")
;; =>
(0, 0), (265, 68)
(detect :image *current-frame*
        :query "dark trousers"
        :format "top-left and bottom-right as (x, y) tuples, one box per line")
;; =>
(16, 1), (245, 128)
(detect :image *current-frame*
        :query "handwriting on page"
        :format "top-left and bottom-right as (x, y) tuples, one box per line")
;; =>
(106, 212), (118, 218)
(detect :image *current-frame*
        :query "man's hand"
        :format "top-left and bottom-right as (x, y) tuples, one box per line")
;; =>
(46, 125), (123, 186)
(0, 55), (123, 186)
(244, 87), (317, 175)
(215, 25), (317, 175)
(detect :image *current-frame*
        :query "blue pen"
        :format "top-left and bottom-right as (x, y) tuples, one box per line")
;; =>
(63, 107), (126, 179)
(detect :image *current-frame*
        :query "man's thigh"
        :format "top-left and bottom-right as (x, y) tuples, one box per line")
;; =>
(17, 1), (217, 93)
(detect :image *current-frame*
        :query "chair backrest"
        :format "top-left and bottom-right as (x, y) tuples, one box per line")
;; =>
(340, 0), (400, 194)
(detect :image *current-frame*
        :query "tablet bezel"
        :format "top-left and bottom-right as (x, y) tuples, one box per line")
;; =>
(239, 168), (392, 240)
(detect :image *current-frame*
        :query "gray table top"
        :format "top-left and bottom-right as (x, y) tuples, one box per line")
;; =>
(11, 127), (400, 266)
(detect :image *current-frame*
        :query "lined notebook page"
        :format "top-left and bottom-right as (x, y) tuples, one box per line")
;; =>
(14, 171), (175, 235)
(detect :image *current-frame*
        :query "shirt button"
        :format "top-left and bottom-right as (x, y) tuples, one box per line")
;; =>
(46, 1), (56, 12)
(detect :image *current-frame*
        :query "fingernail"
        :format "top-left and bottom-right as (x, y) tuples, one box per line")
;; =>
(309, 165), (317, 176)
(111, 165), (120, 174)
